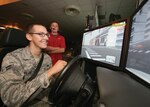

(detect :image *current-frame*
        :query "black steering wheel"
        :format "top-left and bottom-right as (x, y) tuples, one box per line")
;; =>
(49, 55), (87, 105)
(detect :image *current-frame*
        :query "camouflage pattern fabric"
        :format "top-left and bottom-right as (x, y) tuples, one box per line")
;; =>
(0, 46), (54, 107)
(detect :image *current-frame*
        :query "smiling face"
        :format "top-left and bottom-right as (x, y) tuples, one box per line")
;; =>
(26, 24), (49, 49)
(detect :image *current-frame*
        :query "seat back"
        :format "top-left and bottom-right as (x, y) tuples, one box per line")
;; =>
(0, 28), (29, 69)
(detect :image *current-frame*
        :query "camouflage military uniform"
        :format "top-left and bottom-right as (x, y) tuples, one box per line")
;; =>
(0, 46), (54, 107)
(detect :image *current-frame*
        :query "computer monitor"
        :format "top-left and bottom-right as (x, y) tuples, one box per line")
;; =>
(126, 0), (150, 84)
(81, 19), (127, 67)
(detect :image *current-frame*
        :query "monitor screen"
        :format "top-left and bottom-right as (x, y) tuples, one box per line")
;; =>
(81, 20), (127, 67)
(126, 0), (150, 83)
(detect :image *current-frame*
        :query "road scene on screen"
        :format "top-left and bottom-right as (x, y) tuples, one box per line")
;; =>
(81, 22), (126, 66)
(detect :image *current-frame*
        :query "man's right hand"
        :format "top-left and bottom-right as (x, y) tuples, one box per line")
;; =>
(47, 60), (67, 78)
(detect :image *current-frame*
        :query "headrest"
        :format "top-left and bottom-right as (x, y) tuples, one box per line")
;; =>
(0, 28), (29, 48)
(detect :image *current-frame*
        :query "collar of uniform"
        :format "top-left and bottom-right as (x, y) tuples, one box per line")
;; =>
(22, 46), (34, 60)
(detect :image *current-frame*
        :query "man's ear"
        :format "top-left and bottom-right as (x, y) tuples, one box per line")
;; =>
(26, 33), (32, 41)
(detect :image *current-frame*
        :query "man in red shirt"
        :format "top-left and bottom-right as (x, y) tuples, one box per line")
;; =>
(46, 21), (66, 65)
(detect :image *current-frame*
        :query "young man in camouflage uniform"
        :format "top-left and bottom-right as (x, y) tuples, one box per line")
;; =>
(0, 23), (67, 107)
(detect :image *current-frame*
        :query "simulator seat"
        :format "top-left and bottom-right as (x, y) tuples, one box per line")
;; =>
(0, 28), (28, 69)
(0, 28), (29, 107)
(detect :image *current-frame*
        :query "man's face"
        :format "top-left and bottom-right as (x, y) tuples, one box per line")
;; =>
(50, 22), (59, 34)
(28, 25), (49, 49)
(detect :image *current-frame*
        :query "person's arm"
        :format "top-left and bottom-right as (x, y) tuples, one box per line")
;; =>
(47, 60), (67, 78)
(0, 53), (66, 107)
(46, 46), (65, 54)
(45, 36), (66, 54)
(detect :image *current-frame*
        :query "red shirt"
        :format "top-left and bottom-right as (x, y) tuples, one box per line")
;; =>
(47, 32), (66, 65)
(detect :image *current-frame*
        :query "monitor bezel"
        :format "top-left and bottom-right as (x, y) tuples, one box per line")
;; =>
(124, 0), (150, 87)
(80, 18), (129, 70)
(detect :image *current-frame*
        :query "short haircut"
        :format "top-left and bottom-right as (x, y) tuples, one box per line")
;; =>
(50, 21), (59, 27)
(25, 23), (45, 33)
